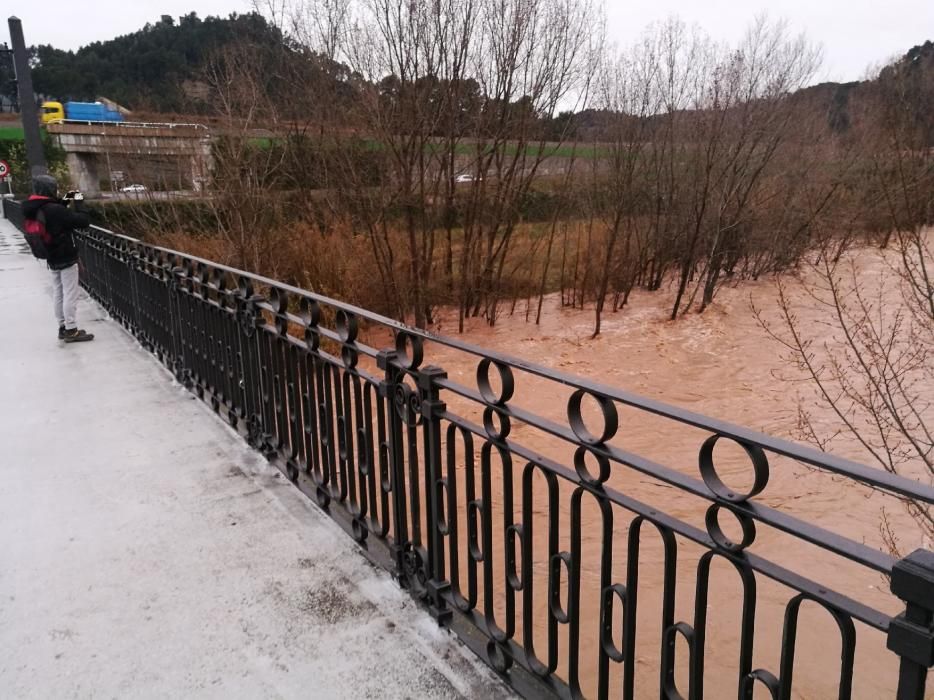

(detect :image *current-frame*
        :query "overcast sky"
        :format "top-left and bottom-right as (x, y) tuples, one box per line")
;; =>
(5, 0), (933, 84)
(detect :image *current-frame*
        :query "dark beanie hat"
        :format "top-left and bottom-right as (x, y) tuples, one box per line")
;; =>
(32, 174), (59, 197)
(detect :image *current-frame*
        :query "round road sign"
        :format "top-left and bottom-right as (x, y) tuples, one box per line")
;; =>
(0, 160), (9, 179)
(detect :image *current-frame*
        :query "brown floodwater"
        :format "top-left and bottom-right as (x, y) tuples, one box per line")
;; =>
(385, 237), (932, 699)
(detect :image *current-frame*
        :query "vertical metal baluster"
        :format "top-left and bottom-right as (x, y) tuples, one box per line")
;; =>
(268, 331), (285, 452)
(361, 382), (379, 534)
(303, 352), (321, 479)
(595, 497), (614, 700)
(352, 378), (373, 537)
(375, 386), (391, 539)
(168, 265), (189, 385)
(339, 369), (356, 506)
(521, 464), (560, 677)
(257, 324), (277, 453)
(319, 361), (339, 498)
(210, 302), (224, 403)
(778, 595), (855, 700)
(692, 553), (757, 700)
(128, 246), (141, 335)
(216, 289), (228, 404)
(656, 525), (681, 700)
(313, 355), (331, 493)
(180, 271), (194, 382)
(622, 519), (642, 700)
(445, 424), (465, 609)
(275, 334), (290, 452)
(377, 349), (409, 584)
(481, 442), (509, 643)
(221, 295), (237, 412)
(195, 281), (209, 395)
(294, 345), (310, 472)
(465, 428), (480, 612)
(502, 459), (518, 645)
(407, 407), (422, 555)
(193, 272), (207, 391)
(567, 488), (585, 697)
(238, 292), (264, 448)
(285, 343), (301, 463)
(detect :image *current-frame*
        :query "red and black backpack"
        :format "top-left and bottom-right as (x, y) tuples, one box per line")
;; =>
(24, 205), (52, 260)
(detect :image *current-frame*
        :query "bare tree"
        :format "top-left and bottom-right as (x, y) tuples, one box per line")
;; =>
(756, 56), (934, 554)
(203, 42), (291, 274)
(587, 34), (660, 336)
(287, 0), (601, 328)
(459, 0), (600, 328)
(670, 17), (820, 319)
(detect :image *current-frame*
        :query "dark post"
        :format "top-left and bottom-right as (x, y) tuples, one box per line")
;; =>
(888, 549), (934, 699)
(418, 364), (452, 625)
(8, 16), (47, 178)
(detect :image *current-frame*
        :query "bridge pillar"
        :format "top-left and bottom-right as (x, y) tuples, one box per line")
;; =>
(190, 147), (213, 192)
(190, 156), (206, 192)
(65, 153), (101, 198)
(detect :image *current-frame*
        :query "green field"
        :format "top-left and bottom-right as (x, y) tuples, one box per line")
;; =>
(0, 125), (25, 142)
(249, 134), (613, 160)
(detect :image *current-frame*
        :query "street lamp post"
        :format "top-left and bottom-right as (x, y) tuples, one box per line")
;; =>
(7, 16), (47, 178)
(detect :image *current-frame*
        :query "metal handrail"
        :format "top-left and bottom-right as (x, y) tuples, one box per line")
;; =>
(78, 220), (934, 506)
(3, 195), (932, 700)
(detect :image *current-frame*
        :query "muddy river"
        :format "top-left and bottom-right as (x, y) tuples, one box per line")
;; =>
(389, 239), (932, 699)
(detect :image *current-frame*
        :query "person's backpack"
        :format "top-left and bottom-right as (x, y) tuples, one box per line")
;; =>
(23, 207), (51, 260)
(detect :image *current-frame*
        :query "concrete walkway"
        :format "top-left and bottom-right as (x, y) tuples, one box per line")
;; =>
(0, 217), (508, 699)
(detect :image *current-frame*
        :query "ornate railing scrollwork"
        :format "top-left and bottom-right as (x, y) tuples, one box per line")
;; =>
(4, 196), (932, 700)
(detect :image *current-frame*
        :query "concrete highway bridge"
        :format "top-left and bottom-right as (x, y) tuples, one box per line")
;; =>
(46, 121), (214, 197)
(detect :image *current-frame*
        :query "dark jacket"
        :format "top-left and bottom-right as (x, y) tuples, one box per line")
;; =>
(21, 195), (90, 270)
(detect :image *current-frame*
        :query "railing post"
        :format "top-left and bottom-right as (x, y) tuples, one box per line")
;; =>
(417, 364), (452, 626)
(888, 549), (934, 700)
(377, 349), (409, 585)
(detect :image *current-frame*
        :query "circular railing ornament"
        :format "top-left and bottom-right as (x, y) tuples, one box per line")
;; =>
(477, 358), (515, 406)
(300, 298), (320, 351)
(699, 434), (769, 503)
(483, 406), (512, 442)
(335, 309), (358, 343)
(705, 503), (757, 552)
(574, 446), (611, 486)
(270, 289), (289, 335)
(395, 331), (424, 370)
(567, 389), (619, 446)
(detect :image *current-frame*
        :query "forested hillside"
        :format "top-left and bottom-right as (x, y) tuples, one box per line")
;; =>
(28, 13), (289, 112)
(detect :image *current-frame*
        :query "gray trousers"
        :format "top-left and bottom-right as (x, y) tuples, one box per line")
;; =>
(51, 263), (80, 330)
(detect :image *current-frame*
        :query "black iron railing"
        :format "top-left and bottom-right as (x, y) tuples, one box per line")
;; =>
(4, 197), (933, 699)
(3, 196), (24, 231)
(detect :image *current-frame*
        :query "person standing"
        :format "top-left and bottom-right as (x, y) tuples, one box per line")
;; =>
(21, 175), (94, 343)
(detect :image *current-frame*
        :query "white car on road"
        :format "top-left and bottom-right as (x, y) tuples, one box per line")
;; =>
(121, 184), (147, 193)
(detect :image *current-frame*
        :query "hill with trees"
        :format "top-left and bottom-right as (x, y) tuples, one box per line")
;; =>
(28, 13), (296, 113)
